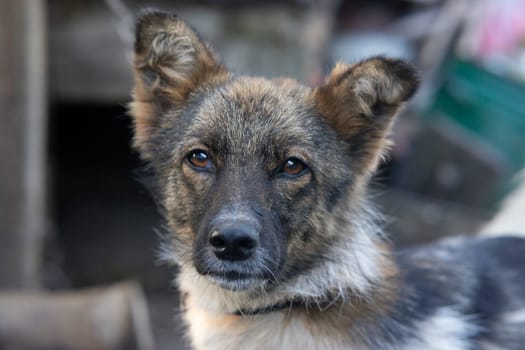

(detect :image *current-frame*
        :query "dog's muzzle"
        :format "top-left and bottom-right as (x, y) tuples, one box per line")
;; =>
(193, 209), (281, 291)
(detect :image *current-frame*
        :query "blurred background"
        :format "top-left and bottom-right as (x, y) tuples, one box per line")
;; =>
(1, 0), (525, 349)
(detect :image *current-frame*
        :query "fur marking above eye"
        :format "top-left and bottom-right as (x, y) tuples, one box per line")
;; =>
(187, 150), (212, 170)
(280, 157), (307, 176)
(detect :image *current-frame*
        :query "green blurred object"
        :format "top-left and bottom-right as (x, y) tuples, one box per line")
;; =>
(427, 58), (525, 202)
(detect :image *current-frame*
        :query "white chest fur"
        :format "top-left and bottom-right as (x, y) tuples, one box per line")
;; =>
(184, 305), (348, 350)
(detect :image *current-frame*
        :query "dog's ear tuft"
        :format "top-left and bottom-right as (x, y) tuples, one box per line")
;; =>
(130, 10), (227, 160)
(314, 56), (419, 174)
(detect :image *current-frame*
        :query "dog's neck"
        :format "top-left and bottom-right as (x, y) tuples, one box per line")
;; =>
(233, 298), (297, 316)
(232, 290), (350, 316)
(181, 258), (402, 350)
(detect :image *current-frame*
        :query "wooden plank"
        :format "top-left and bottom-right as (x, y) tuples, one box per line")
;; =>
(0, 282), (155, 350)
(0, 0), (47, 289)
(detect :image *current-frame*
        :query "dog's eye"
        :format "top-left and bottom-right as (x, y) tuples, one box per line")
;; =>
(187, 150), (212, 170)
(281, 157), (307, 176)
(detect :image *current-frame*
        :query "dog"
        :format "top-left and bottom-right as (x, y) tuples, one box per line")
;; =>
(129, 10), (525, 350)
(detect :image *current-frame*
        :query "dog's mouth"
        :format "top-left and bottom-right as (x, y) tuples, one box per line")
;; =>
(207, 271), (268, 291)
(193, 245), (281, 291)
(211, 275), (265, 291)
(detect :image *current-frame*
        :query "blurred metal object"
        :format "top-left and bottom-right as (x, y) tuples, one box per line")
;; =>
(0, 0), (47, 289)
(0, 282), (155, 350)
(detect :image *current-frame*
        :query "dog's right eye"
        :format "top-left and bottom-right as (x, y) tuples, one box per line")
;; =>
(187, 150), (212, 170)
(282, 158), (306, 175)
(275, 157), (309, 178)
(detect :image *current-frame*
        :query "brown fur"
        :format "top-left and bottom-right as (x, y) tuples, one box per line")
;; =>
(314, 58), (418, 178)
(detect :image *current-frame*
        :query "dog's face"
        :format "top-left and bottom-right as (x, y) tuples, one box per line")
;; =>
(131, 11), (418, 295)
(166, 80), (340, 292)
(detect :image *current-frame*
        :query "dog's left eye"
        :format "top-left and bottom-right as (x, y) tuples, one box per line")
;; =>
(280, 157), (307, 176)
(187, 150), (212, 170)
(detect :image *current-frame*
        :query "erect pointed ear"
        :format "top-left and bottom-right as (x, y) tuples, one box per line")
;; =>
(130, 10), (228, 160)
(314, 56), (419, 174)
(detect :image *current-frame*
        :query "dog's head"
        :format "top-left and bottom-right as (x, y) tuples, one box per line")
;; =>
(130, 11), (418, 308)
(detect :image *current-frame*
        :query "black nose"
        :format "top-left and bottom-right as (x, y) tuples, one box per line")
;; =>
(209, 222), (259, 261)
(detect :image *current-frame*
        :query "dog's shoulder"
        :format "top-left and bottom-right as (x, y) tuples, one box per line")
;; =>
(399, 235), (525, 295)
(397, 236), (525, 349)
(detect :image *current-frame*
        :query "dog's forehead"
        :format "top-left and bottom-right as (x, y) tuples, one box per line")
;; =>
(189, 77), (319, 153)
(203, 77), (311, 125)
